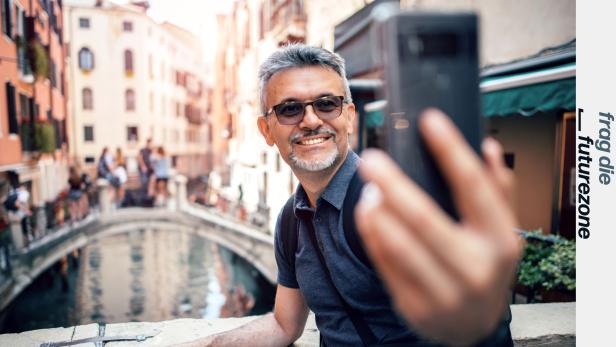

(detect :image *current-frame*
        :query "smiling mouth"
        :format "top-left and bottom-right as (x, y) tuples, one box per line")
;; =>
(296, 136), (332, 146)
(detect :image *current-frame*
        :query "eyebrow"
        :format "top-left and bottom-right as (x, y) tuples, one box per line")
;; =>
(277, 92), (336, 105)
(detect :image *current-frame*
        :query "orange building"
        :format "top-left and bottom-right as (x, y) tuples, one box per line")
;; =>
(1, 0), (68, 224)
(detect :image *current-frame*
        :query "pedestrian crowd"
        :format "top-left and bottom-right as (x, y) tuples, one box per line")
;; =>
(96, 138), (171, 208)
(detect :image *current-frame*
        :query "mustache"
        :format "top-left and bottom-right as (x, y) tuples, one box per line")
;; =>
(289, 128), (336, 144)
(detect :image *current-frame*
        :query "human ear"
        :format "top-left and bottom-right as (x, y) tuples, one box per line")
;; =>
(257, 116), (275, 146)
(345, 103), (356, 135)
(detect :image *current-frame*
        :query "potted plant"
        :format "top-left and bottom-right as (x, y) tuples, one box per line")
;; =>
(28, 41), (49, 80)
(34, 122), (56, 153)
(515, 230), (576, 303)
(516, 231), (552, 302)
(539, 239), (576, 302)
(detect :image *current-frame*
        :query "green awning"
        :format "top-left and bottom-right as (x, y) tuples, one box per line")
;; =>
(365, 109), (384, 128)
(481, 65), (576, 117)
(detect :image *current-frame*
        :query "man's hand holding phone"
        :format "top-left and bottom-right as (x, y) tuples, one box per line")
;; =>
(355, 108), (523, 347)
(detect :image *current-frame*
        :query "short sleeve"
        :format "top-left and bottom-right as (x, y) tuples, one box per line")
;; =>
(274, 209), (299, 288)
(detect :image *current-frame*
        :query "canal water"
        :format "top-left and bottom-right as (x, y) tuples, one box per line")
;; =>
(0, 228), (276, 334)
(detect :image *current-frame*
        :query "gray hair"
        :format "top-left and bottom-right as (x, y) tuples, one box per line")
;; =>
(257, 43), (352, 115)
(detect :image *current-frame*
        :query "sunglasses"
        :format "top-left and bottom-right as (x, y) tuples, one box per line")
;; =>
(265, 95), (347, 125)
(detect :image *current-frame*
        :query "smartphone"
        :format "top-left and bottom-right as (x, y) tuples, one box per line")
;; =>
(374, 11), (482, 219)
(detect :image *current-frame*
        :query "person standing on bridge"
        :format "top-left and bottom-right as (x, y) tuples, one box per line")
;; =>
(137, 138), (155, 203)
(179, 44), (521, 347)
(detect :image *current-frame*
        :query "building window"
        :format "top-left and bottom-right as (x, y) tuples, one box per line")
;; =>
(79, 17), (90, 28)
(259, 6), (265, 40)
(83, 125), (94, 142)
(60, 72), (65, 96)
(276, 154), (281, 172)
(124, 49), (133, 75)
(82, 88), (93, 110)
(85, 156), (95, 163)
(15, 7), (31, 76)
(50, 60), (57, 88)
(2, 0), (13, 38)
(148, 54), (153, 78)
(78, 47), (94, 71)
(125, 89), (135, 111)
(19, 93), (28, 120)
(127, 126), (138, 142)
(5, 82), (18, 134)
(122, 20), (132, 32)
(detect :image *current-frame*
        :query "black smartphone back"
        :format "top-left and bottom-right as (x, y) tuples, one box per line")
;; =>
(378, 11), (481, 218)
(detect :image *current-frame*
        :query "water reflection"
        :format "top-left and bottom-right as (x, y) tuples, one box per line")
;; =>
(0, 228), (275, 333)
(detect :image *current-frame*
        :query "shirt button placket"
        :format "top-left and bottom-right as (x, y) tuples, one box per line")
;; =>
(313, 217), (325, 251)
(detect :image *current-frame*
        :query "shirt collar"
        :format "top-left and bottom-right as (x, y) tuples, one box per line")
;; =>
(294, 150), (360, 212)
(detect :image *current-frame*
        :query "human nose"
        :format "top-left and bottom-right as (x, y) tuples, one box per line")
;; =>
(299, 103), (323, 129)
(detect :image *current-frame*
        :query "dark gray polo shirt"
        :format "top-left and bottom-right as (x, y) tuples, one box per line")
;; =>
(274, 150), (420, 346)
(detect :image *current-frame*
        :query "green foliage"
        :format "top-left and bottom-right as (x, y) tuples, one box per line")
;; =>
(539, 240), (576, 291)
(35, 122), (56, 153)
(15, 35), (25, 48)
(30, 42), (49, 80)
(19, 122), (35, 151)
(517, 230), (576, 291)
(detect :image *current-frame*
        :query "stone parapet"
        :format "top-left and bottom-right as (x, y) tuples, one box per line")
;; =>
(0, 303), (574, 346)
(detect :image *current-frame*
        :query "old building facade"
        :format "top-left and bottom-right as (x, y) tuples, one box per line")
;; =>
(64, 0), (210, 178)
(1, 0), (69, 229)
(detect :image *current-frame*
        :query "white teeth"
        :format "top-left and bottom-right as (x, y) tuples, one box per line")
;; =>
(299, 137), (327, 145)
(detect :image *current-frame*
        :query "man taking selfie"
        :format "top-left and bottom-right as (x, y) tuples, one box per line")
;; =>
(181, 44), (521, 347)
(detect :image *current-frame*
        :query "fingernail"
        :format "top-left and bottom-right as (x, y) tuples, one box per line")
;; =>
(360, 148), (383, 163)
(359, 182), (383, 210)
(482, 137), (502, 156)
(359, 149), (383, 177)
(420, 108), (450, 137)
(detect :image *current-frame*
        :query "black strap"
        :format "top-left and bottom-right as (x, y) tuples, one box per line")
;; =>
(342, 171), (373, 270)
(281, 195), (298, 275)
(302, 211), (378, 347)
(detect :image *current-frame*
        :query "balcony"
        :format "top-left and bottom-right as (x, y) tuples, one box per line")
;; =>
(185, 105), (204, 125)
(268, 0), (307, 45)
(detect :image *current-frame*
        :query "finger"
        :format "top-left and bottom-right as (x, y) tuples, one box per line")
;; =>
(358, 149), (455, 243)
(358, 224), (432, 322)
(418, 109), (515, 233)
(482, 137), (516, 209)
(354, 189), (433, 320)
(355, 192), (508, 341)
(355, 186), (462, 310)
(359, 152), (503, 290)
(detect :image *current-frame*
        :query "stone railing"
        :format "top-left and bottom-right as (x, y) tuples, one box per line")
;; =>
(0, 303), (574, 346)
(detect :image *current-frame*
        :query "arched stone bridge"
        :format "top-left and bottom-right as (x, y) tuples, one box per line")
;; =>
(0, 204), (276, 312)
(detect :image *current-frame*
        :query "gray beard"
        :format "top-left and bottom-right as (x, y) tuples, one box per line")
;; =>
(289, 146), (340, 172)
(288, 128), (341, 172)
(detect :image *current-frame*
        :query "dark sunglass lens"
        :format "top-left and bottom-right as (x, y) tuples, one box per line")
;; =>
(276, 102), (304, 117)
(314, 97), (342, 114)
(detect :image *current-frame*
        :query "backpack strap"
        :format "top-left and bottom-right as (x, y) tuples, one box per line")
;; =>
(342, 170), (374, 270)
(280, 194), (299, 273)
